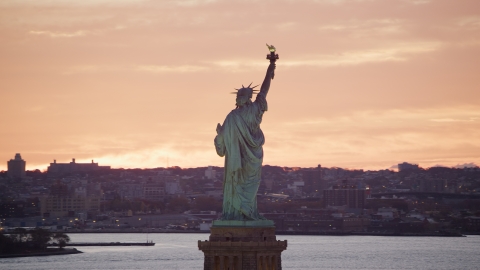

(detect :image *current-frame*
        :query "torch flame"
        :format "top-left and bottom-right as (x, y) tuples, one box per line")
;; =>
(266, 43), (276, 53)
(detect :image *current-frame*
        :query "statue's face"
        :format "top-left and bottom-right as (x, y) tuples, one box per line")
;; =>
(236, 95), (249, 107)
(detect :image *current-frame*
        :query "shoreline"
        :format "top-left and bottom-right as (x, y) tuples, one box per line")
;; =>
(50, 242), (155, 246)
(0, 248), (82, 258)
(58, 229), (466, 237)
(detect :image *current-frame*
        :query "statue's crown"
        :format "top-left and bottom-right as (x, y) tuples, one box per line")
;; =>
(232, 83), (259, 98)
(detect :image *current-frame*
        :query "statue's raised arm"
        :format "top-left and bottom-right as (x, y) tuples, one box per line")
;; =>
(259, 63), (276, 97)
(259, 44), (278, 97)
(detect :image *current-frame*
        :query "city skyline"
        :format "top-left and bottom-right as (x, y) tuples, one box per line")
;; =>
(1, 0), (479, 171)
(2, 153), (478, 172)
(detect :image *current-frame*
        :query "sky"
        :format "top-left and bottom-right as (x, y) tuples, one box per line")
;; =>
(1, 0), (479, 171)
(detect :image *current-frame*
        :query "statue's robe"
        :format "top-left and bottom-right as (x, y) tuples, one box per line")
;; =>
(214, 93), (268, 220)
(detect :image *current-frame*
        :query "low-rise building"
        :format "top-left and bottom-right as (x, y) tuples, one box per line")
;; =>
(47, 158), (110, 175)
(40, 195), (101, 218)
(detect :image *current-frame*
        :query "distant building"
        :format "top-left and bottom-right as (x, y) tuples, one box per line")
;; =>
(118, 184), (144, 200)
(205, 166), (216, 180)
(118, 179), (172, 201)
(47, 158), (110, 174)
(143, 182), (165, 201)
(274, 216), (370, 232)
(420, 178), (447, 192)
(40, 182), (100, 217)
(323, 183), (366, 209)
(398, 162), (420, 172)
(375, 207), (399, 220)
(50, 181), (69, 196)
(263, 177), (274, 191)
(287, 181), (304, 197)
(40, 195), (100, 218)
(165, 179), (183, 195)
(7, 153), (26, 179)
(302, 165), (325, 196)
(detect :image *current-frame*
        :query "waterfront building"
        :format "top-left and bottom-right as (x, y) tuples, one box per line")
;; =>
(40, 182), (101, 217)
(465, 216), (480, 233)
(7, 153), (26, 179)
(323, 184), (366, 209)
(40, 194), (101, 218)
(375, 207), (399, 220)
(276, 216), (370, 232)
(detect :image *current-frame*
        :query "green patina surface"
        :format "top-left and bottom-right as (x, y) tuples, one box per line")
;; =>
(214, 61), (277, 225)
(212, 220), (275, 228)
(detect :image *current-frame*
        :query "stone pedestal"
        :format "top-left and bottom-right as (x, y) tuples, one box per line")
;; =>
(198, 224), (287, 270)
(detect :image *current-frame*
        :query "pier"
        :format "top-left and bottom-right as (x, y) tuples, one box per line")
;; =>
(49, 242), (155, 247)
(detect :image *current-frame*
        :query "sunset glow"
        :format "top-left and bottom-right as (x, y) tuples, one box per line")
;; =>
(1, 0), (479, 170)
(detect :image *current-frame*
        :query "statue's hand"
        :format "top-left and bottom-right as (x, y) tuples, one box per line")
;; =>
(216, 123), (223, 135)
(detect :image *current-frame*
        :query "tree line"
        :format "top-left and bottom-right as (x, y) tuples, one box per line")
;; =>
(0, 228), (70, 254)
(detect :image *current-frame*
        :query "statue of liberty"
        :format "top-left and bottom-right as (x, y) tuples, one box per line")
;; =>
(214, 45), (278, 223)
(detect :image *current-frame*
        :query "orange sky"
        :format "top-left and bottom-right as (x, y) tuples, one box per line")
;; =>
(1, 0), (479, 171)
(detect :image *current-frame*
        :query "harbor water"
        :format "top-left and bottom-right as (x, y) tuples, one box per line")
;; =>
(1, 233), (479, 269)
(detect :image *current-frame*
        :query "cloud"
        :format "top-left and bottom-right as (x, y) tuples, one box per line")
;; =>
(282, 42), (442, 67)
(209, 60), (265, 72)
(62, 64), (209, 74)
(312, 0), (375, 4)
(430, 118), (477, 123)
(0, 0), (148, 8)
(136, 65), (209, 73)
(208, 41), (441, 70)
(62, 65), (127, 75)
(319, 19), (405, 34)
(0, 0), (220, 8)
(172, 0), (218, 7)
(404, 0), (431, 5)
(56, 41), (443, 76)
(263, 106), (480, 169)
(454, 163), (478, 169)
(283, 107), (480, 128)
(456, 16), (480, 29)
(276, 22), (298, 31)
(29, 30), (89, 38)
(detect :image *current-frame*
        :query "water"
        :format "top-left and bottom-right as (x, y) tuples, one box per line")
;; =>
(1, 233), (479, 269)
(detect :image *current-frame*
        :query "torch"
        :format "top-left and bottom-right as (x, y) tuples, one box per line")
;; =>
(266, 43), (279, 79)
